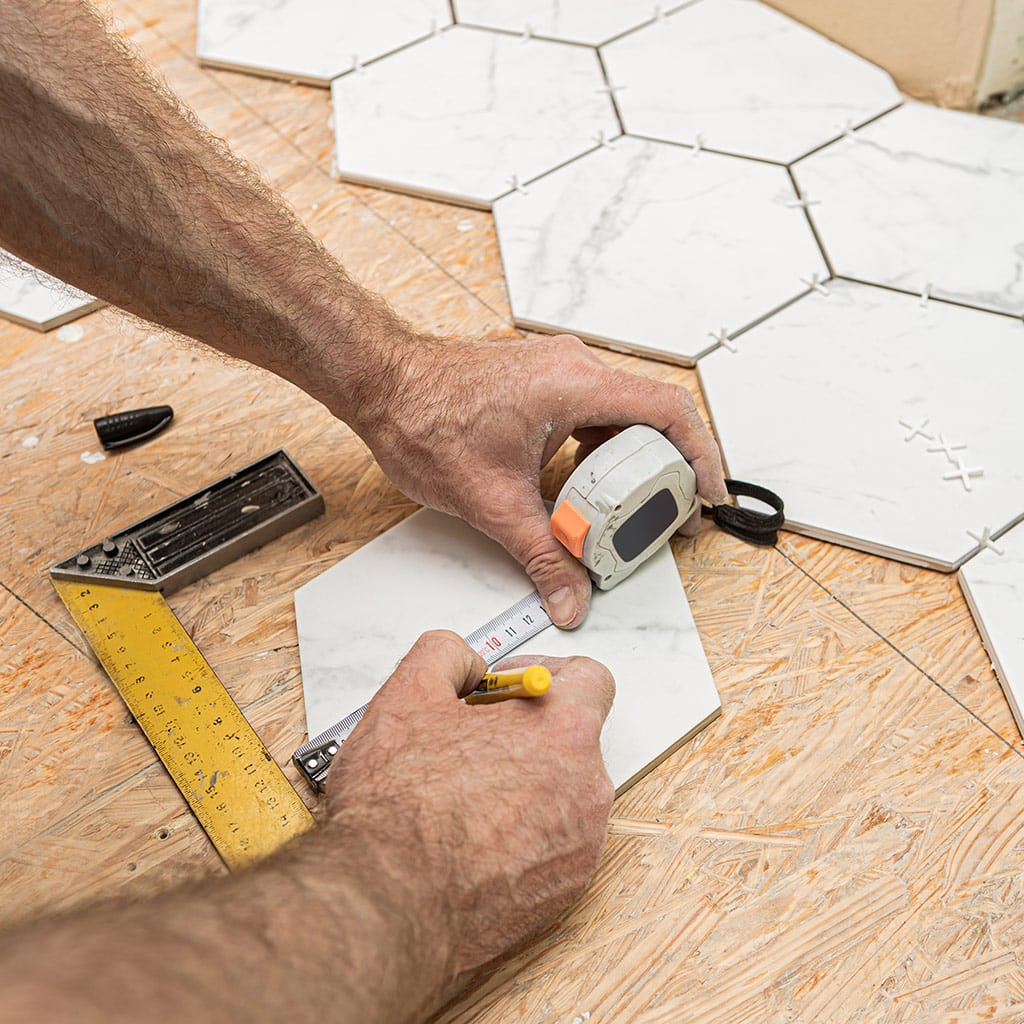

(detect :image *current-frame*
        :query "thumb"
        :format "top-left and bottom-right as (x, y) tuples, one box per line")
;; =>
(372, 630), (487, 709)
(485, 498), (594, 630)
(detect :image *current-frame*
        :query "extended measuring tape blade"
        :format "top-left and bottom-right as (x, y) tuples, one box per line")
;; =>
(294, 591), (552, 789)
(54, 580), (314, 869)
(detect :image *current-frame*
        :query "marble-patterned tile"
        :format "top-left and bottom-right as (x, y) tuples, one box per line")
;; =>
(959, 520), (1024, 739)
(698, 280), (1024, 572)
(330, 25), (618, 209)
(196, 0), (452, 86)
(294, 508), (721, 794)
(453, 0), (667, 45)
(0, 252), (102, 332)
(601, 0), (901, 164)
(492, 136), (826, 365)
(795, 102), (1024, 316)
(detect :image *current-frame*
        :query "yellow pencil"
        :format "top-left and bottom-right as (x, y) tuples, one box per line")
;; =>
(464, 665), (552, 705)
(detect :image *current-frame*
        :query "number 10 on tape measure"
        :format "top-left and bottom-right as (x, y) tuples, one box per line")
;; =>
(54, 580), (314, 869)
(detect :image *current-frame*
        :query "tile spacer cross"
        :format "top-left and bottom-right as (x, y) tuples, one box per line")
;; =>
(801, 273), (830, 296)
(785, 193), (820, 210)
(708, 327), (736, 353)
(926, 433), (967, 463)
(898, 417), (933, 442)
(967, 527), (1005, 556)
(943, 458), (984, 491)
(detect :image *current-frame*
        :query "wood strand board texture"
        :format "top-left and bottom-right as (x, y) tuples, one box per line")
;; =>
(1, 0), (1022, 1019)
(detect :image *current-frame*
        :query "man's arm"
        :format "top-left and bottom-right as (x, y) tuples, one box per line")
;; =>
(0, 633), (616, 1023)
(0, 0), (727, 630)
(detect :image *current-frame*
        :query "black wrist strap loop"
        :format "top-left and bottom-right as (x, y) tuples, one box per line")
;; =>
(701, 479), (785, 546)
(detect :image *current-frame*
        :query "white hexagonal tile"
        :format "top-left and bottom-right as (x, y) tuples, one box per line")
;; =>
(492, 136), (826, 365)
(295, 507), (720, 793)
(959, 520), (1024, 738)
(0, 252), (101, 332)
(453, 0), (665, 46)
(196, 0), (452, 86)
(602, 0), (901, 164)
(795, 102), (1024, 317)
(698, 280), (1024, 571)
(330, 26), (618, 208)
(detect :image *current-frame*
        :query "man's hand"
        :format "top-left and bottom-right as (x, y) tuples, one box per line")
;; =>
(324, 630), (616, 988)
(0, 630), (615, 1024)
(338, 333), (728, 631)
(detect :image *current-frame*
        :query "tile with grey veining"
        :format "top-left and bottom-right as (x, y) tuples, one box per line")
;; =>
(601, 0), (901, 164)
(698, 280), (1024, 571)
(330, 26), (618, 209)
(0, 251), (102, 332)
(294, 508), (721, 793)
(959, 520), (1024, 738)
(196, 0), (452, 86)
(492, 136), (826, 365)
(453, 0), (667, 45)
(795, 102), (1024, 316)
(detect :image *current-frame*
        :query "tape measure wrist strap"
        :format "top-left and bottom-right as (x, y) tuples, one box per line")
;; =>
(701, 479), (785, 546)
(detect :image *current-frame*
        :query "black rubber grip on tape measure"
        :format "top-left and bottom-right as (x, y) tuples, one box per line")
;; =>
(701, 478), (785, 546)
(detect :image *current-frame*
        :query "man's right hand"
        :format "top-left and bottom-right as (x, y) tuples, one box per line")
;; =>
(322, 630), (616, 994)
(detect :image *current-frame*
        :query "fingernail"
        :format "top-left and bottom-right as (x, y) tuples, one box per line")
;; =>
(545, 586), (579, 629)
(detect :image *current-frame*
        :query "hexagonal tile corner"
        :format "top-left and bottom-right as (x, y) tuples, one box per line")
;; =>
(453, 0), (666, 46)
(330, 25), (618, 208)
(795, 102), (1024, 317)
(698, 279), (1024, 571)
(493, 136), (826, 364)
(196, 0), (452, 86)
(602, 0), (901, 164)
(0, 251), (102, 332)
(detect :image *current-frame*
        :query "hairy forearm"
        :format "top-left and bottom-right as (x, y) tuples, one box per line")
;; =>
(0, 0), (412, 416)
(0, 824), (451, 1024)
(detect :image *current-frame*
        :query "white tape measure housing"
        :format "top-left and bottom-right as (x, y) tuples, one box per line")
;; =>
(550, 425), (698, 590)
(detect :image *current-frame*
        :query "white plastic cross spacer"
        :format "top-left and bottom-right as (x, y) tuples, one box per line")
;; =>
(943, 458), (984, 491)
(598, 81), (626, 97)
(967, 527), (1005, 555)
(926, 433), (967, 463)
(351, 54), (363, 73)
(785, 193), (820, 209)
(522, 23), (534, 40)
(709, 327), (736, 353)
(800, 273), (830, 296)
(690, 133), (707, 157)
(839, 119), (856, 138)
(506, 175), (529, 195)
(431, 18), (443, 37)
(898, 417), (933, 443)
(594, 130), (616, 148)
(654, 5), (665, 19)
(919, 282), (931, 308)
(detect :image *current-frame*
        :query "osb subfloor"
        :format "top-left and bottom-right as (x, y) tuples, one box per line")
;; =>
(2, 3), (1023, 1021)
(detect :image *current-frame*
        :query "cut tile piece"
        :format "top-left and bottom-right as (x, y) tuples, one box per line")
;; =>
(492, 136), (826, 365)
(601, 0), (901, 164)
(698, 280), (1024, 571)
(330, 26), (618, 208)
(453, 0), (664, 45)
(795, 102), (1024, 316)
(0, 252), (101, 332)
(959, 520), (1024, 739)
(196, 0), (452, 86)
(294, 508), (721, 794)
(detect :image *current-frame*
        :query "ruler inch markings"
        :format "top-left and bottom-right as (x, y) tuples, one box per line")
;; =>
(54, 579), (313, 869)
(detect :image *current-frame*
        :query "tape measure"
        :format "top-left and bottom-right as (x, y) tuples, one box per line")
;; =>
(293, 591), (552, 789)
(51, 451), (323, 869)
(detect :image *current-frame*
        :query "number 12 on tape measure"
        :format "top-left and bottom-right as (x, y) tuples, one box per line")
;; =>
(54, 580), (313, 869)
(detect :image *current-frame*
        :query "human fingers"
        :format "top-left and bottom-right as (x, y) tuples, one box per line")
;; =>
(369, 630), (487, 711)
(473, 484), (594, 630)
